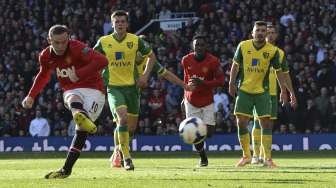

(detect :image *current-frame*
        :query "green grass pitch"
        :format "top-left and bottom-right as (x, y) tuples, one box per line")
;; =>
(0, 151), (335, 188)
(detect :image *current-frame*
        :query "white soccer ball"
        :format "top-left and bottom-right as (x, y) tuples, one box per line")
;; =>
(179, 117), (207, 144)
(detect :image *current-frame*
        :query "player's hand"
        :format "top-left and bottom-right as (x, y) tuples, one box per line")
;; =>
(22, 96), (34, 109)
(189, 77), (203, 86)
(137, 75), (148, 89)
(68, 70), (79, 83)
(228, 82), (236, 97)
(289, 93), (298, 109)
(279, 90), (288, 106)
(184, 83), (195, 91)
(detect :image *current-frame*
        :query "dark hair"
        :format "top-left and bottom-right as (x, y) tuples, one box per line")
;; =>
(254, 21), (267, 27)
(48, 25), (70, 38)
(192, 34), (206, 41)
(111, 10), (128, 21)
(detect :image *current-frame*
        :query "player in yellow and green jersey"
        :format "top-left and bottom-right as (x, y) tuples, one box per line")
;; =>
(229, 21), (288, 168)
(107, 34), (194, 168)
(251, 24), (297, 165)
(93, 10), (156, 171)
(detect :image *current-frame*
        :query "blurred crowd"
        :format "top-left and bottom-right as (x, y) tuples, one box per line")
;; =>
(0, 0), (335, 137)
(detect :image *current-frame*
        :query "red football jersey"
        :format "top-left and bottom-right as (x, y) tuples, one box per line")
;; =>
(28, 40), (108, 99)
(181, 52), (224, 107)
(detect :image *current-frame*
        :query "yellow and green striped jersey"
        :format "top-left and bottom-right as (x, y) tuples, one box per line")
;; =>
(269, 47), (289, 95)
(94, 33), (152, 86)
(233, 39), (281, 94)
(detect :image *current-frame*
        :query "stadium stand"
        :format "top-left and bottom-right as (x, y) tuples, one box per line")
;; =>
(0, 0), (335, 137)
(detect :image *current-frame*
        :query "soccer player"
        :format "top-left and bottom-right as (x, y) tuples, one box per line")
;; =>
(251, 24), (297, 165)
(93, 10), (156, 170)
(21, 25), (108, 178)
(229, 21), (287, 168)
(181, 35), (225, 167)
(109, 35), (194, 168)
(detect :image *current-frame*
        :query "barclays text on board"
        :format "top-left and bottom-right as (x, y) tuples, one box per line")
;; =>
(0, 134), (335, 152)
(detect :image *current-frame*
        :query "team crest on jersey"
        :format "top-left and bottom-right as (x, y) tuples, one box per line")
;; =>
(65, 56), (72, 64)
(127, 42), (133, 49)
(82, 47), (90, 55)
(108, 43), (112, 48)
(202, 67), (208, 73)
(263, 52), (269, 59)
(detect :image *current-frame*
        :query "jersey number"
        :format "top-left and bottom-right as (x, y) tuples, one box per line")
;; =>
(90, 102), (99, 113)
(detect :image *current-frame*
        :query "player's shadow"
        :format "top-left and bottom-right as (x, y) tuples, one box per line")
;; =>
(144, 178), (325, 184)
(225, 178), (326, 184)
(284, 166), (336, 170)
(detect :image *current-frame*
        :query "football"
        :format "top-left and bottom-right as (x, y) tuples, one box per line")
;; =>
(179, 117), (207, 144)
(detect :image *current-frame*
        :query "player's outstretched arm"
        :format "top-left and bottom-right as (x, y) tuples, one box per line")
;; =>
(138, 52), (156, 88)
(162, 71), (194, 91)
(23, 58), (52, 109)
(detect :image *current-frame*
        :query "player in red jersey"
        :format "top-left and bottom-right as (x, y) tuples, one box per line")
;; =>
(181, 35), (225, 166)
(21, 25), (108, 179)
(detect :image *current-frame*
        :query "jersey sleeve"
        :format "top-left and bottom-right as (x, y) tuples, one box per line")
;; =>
(138, 38), (152, 57)
(270, 50), (281, 71)
(233, 43), (243, 66)
(93, 39), (106, 55)
(279, 50), (289, 73)
(27, 53), (52, 99)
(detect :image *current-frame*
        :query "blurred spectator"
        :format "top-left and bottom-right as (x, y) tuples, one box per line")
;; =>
(67, 120), (76, 137)
(302, 99), (320, 133)
(165, 87), (179, 114)
(326, 95), (336, 132)
(148, 89), (165, 118)
(29, 110), (50, 137)
(159, 6), (172, 19)
(214, 87), (229, 114)
(279, 124), (288, 134)
(315, 87), (329, 128)
(288, 123), (297, 134)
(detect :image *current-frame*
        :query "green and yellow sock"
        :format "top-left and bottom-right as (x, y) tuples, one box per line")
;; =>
(252, 120), (261, 157)
(261, 128), (272, 160)
(238, 127), (251, 158)
(118, 125), (130, 159)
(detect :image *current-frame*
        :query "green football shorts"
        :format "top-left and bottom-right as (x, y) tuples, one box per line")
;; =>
(107, 85), (140, 120)
(234, 90), (271, 118)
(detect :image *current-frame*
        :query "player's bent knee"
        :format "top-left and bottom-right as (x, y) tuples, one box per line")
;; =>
(69, 102), (87, 113)
(118, 116), (128, 126)
(236, 115), (249, 128)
